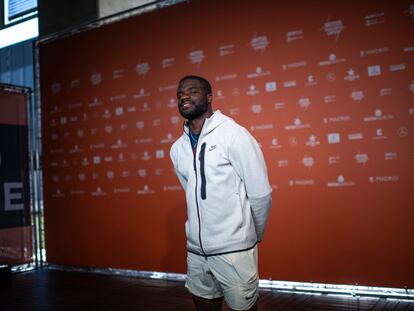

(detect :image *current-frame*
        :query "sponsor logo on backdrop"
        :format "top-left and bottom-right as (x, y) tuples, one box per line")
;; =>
(90, 73), (102, 86)
(283, 80), (296, 88)
(367, 65), (381, 76)
(161, 133), (174, 144)
(298, 97), (311, 109)
(354, 152), (369, 165)
(278, 160), (288, 168)
(156, 150), (165, 159)
(137, 185), (155, 195)
(306, 75), (318, 86)
(69, 102), (82, 109)
(327, 175), (355, 187)
(286, 29), (304, 43)
(159, 84), (177, 92)
(251, 103), (262, 114)
(114, 188), (131, 193)
(385, 152), (398, 160)
(403, 46), (414, 52)
(323, 115), (351, 124)
(51, 83), (61, 94)
(216, 73), (237, 81)
(360, 47), (389, 57)
(247, 66), (270, 78)
(409, 107), (414, 115)
(409, 3), (414, 18)
(112, 69), (125, 80)
(111, 139), (128, 149)
(69, 144), (83, 154)
(71, 190), (85, 195)
(115, 107), (124, 116)
(70, 80), (80, 88)
(270, 138), (282, 149)
(306, 135), (320, 147)
(380, 88), (392, 96)
(274, 101), (285, 110)
(265, 81), (277, 92)
(170, 116), (180, 125)
(373, 128), (387, 140)
(363, 109), (394, 122)
(163, 185), (182, 192)
(322, 19), (345, 41)
(81, 157), (90, 166)
(288, 137), (298, 147)
(141, 151), (151, 161)
(327, 133), (340, 144)
(250, 124), (274, 131)
(247, 84), (259, 96)
(344, 69), (359, 81)
(324, 95), (336, 104)
(282, 61), (307, 70)
(389, 64), (406, 71)
(136, 62), (150, 77)
(369, 176), (399, 183)
(285, 118), (310, 130)
(289, 179), (315, 187)
(219, 44), (235, 56)
(162, 57), (175, 69)
(215, 90), (225, 100)
(398, 126), (408, 138)
(328, 156), (340, 165)
(319, 53), (346, 66)
(326, 72), (336, 82)
(364, 12), (385, 26)
(155, 168), (164, 176)
(348, 132), (363, 140)
(92, 187), (107, 196)
(302, 156), (315, 169)
(88, 97), (103, 108)
(137, 169), (147, 178)
(409, 80), (414, 93)
(110, 94), (126, 102)
(229, 108), (240, 116)
(188, 49), (205, 66)
(250, 34), (269, 54)
(133, 88), (151, 99)
(117, 153), (126, 162)
(351, 90), (364, 102)
(51, 189), (64, 198)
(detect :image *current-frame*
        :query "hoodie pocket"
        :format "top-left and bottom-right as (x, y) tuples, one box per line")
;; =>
(199, 142), (207, 200)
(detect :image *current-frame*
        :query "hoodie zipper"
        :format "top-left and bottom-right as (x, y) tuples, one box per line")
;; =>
(199, 142), (207, 200)
(185, 121), (207, 258)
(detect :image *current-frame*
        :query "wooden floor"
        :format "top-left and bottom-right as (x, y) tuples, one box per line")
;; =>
(1, 268), (413, 311)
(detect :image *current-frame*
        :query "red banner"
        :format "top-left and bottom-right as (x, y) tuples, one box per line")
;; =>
(40, 0), (414, 287)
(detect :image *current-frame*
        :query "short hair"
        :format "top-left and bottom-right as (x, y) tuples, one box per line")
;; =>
(179, 75), (212, 95)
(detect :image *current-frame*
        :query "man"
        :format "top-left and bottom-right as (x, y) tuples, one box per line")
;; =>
(170, 75), (272, 311)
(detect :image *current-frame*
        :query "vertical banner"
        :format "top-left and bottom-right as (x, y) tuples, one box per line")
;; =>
(40, 0), (414, 287)
(0, 86), (32, 265)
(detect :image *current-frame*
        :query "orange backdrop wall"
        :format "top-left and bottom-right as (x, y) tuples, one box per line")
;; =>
(40, 0), (414, 288)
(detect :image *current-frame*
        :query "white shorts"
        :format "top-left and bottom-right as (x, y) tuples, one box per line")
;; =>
(185, 246), (259, 310)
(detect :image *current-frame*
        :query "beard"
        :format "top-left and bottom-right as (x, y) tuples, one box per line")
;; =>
(178, 101), (209, 120)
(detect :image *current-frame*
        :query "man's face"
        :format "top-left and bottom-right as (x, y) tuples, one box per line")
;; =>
(176, 79), (211, 120)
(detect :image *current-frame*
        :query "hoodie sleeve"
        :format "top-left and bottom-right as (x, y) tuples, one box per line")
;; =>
(228, 125), (272, 242)
(170, 144), (188, 190)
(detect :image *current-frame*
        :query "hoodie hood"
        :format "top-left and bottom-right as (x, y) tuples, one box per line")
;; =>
(183, 110), (231, 137)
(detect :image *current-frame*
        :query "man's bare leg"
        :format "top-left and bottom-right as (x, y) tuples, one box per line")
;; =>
(192, 294), (223, 311)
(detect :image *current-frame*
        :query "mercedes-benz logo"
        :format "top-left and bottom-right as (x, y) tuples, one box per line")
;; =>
(398, 127), (408, 138)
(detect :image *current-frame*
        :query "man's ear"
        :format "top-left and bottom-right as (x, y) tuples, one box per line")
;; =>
(207, 93), (213, 103)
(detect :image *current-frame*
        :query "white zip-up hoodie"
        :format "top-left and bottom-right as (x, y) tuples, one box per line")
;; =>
(170, 110), (272, 256)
